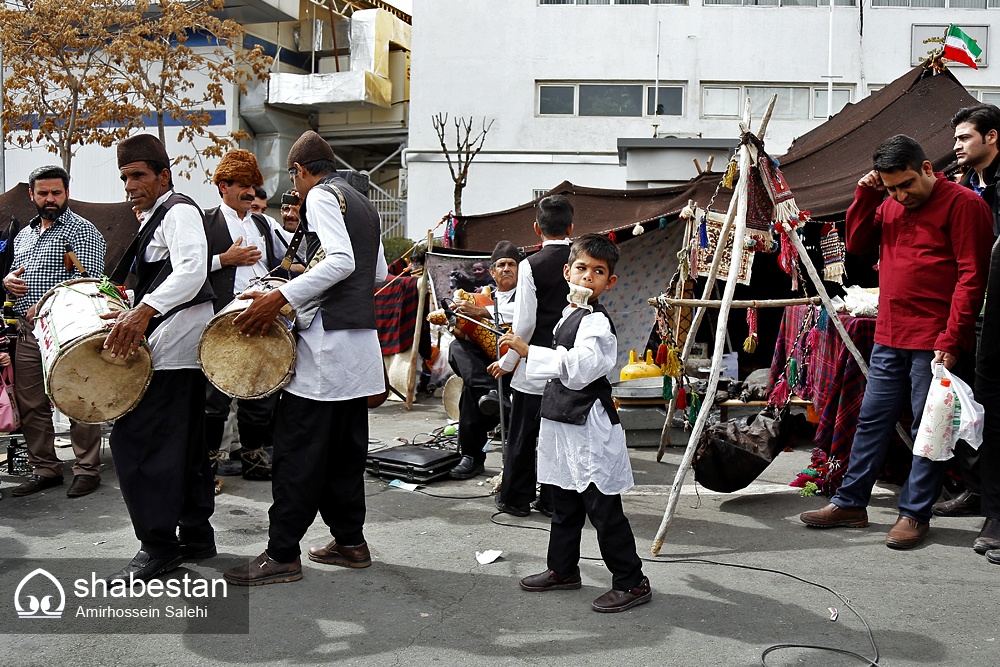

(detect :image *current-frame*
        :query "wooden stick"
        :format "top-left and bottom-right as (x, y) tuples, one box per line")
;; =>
(649, 296), (821, 309)
(693, 158), (702, 175)
(652, 96), (767, 556)
(406, 230), (433, 410)
(781, 223), (913, 448)
(706, 156), (715, 173)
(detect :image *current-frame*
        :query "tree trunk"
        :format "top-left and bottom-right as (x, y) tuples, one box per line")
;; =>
(156, 109), (165, 146)
(453, 183), (463, 217)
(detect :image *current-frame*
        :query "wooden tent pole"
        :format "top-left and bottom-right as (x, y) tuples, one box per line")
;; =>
(650, 296), (821, 309)
(655, 103), (775, 462)
(781, 223), (913, 448)
(652, 96), (765, 556)
(406, 230), (433, 410)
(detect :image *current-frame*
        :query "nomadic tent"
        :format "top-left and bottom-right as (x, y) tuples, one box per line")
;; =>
(453, 65), (979, 373)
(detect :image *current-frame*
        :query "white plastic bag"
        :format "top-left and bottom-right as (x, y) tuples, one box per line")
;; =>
(942, 366), (984, 450)
(913, 364), (956, 461)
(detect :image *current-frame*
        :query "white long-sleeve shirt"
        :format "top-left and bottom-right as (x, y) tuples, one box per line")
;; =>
(138, 191), (214, 370)
(278, 185), (388, 402)
(526, 305), (633, 495)
(209, 203), (273, 293)
(499, 238), (571, 395)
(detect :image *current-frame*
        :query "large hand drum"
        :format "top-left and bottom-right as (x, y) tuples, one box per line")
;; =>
(34, 278), (153, 424)
(198, 277), (296, 399)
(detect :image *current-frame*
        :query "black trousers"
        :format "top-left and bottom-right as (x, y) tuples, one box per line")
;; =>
(499, 390), (551, 509)
(977, 244), (1000, 519)
(952, 316), (982, 495)
(548, 484), (644, 592)
(449, 338), (506, 462)
(204, 384), (279, 451)
(267, 392), (369, 562)
(110, 369), (215, 559)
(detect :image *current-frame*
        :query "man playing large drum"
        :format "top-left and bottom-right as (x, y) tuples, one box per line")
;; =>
(224, 130), (387, 586)
(103, 134), (217, 583)
(4, 165), (106, 498)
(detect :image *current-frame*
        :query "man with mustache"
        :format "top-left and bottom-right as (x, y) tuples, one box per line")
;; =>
(203, 150), (283, 481)
(4, 165), (106, 498)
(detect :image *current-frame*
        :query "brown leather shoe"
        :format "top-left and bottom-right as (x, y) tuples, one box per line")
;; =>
(308, 540), (372, 568)
(224, 552), (302, 586)
(67, 474), (101, 497)
(519, 568), (582, 591)
(973, 517), (1000, 554)
(11, 474), (64, 497)
(591, 576), (652, 613)
(932, 490), (980, 517)
(885, 515), (929, 549)
(800, 503), (868, 528)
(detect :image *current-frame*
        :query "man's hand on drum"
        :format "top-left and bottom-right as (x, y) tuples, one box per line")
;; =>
(233, 289), (288, 338)
(453, 301), (491, 321)
(101, 303), (157, 358)
(3, 267), (28, 298)
(220, 236), (261, 268)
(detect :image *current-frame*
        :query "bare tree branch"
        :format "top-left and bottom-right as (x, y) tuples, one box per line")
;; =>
(432, 114), (494, 217)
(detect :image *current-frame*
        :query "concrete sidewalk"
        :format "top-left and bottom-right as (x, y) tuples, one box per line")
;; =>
(1, 398), (996, 666)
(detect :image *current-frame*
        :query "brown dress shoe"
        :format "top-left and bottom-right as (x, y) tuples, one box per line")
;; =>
(67, 474), (101, 497)
(308, 540), (372, 568)
(800, 503), (868, 528)
(519, 568), (582, 591)
(591, 576), (652, 613)
(224, 552), (302, 586)
(932, 490), (980, 517)
(885, 515), (929, 549)
(973, 517), (1000, 554)
(11, 474), (64, 497)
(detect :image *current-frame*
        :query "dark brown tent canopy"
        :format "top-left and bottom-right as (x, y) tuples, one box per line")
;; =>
(0, 182), (139, 274)
(455, 66), (977, 251)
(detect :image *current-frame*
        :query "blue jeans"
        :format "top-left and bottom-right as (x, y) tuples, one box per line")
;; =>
(831, 344), (951, 524)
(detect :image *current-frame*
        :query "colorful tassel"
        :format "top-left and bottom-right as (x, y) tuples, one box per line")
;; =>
(798, 481), (820, 497)
(662, 374), (673, 400)
(688, 392), (701, 425)
(655, 343), (670, 365)
(608, 232), (617, 243)
(632, 223), (645, 236)
(676, 386), (687, 410)
(806, 326), (821, 350)
(769, 378), (791, 406)
(778, 227), (800, 292)
(659, 216), (667, 230)
(817, 305), (829, 332)
(699, 216), (709, 247)
(788, 358), (799, 389)
(743, 302), (758, 354)
(663, 348), (683, 378)
(721, 156), (738, 189)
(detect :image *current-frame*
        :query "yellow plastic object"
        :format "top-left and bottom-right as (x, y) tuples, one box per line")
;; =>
(619, 349), (664, 382)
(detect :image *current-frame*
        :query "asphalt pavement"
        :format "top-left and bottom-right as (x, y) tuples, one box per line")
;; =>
(1, 398), (997, 666)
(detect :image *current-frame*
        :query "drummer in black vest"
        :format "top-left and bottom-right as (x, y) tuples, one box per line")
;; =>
(489, 195), (573, 517)
(500, 234), (650, 613)
(103, 134), (217, 583)
(446, 240), (520, 480)
(203, 149), (283, 480)
(224, 130), (387, 586)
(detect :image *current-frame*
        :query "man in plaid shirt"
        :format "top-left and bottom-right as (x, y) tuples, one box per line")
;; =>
(3, 165), (106, 498)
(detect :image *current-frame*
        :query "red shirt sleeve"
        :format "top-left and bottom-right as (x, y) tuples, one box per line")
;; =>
(845, 185), (884, 255)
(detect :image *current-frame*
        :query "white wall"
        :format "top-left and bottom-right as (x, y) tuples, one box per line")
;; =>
(406, 0), (999, 239)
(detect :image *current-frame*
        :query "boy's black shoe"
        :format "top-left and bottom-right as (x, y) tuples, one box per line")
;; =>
(591, 576), (652, 613)
(530, 498), (553, 517)
(519, 568), (582, 591)
(494, 494), (530, 517)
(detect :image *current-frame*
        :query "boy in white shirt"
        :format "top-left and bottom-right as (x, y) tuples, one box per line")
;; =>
(499, 234), (650, 613)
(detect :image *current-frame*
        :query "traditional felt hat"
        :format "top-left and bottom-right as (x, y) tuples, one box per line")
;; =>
(117, 134), (170, 169)
(491, 240), (521, 265)
(286, 130), (336, 169)
(213, 149), (263, 186)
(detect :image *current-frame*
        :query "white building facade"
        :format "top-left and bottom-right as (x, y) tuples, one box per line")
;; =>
(405, 0), (998, 241)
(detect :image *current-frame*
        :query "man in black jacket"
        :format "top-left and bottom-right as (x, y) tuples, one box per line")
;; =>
(949, 105), (1000, 559)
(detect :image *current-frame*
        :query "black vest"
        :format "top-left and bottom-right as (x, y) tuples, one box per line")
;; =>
(540, 304), (620, 426)
(526, 243), (571, 346)
(300, 174), (380, 331)
(111, 192), (215, 334)
(204, 207), (278, 313)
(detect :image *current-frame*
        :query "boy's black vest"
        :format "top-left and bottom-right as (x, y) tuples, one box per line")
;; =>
(299, 173), (380, 331)
(204, 207), (278, 313)
(526, 242), (571, 346)
(111, 192), (214, 334)
(540, 304), (620, 426)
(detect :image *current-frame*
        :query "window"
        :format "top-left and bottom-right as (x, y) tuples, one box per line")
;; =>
(703, 84), (852, 119)
(540, 0), (688, 4)
(537, 81), (684, 117)
(969, 89), (1000, 106)
(813, 89), (852, 118)
(533, 189), (551, 200)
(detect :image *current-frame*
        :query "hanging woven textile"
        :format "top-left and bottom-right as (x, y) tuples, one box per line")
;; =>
(695, 206), (755, 285)
(820, 223), (848, 285)
(745, 167), (777, 252)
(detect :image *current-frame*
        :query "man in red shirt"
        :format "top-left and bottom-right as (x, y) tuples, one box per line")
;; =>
(800, 135), (992, 549)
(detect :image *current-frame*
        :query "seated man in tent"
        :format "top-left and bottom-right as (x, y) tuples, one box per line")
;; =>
(446, 241), (519, 479)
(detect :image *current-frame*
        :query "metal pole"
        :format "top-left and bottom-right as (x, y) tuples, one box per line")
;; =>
(0, 43), (5, 193)
(494, 293), (507, 468)
(654, 21), (661, 120)
(827, 0), (834, 119)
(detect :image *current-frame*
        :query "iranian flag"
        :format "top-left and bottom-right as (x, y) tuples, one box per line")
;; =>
(943, 25), (981, 70)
